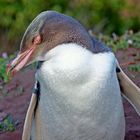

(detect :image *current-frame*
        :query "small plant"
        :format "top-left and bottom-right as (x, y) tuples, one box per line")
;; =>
(129, 32), (140, 48)
(0, 54), (15, 83)
(0, 114), (16, 132)
(128, 64), (140, 72)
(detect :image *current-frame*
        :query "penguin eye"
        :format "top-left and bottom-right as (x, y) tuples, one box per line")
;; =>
(32, 35), (42, 45)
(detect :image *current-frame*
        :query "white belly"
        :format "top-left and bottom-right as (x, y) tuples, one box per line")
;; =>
(32, 44), (125, 140)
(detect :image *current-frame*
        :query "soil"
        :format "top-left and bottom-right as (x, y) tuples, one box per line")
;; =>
(0, 47), (140, 140)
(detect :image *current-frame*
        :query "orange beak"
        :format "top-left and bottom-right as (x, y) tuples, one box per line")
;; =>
(7, 45), (36, 76)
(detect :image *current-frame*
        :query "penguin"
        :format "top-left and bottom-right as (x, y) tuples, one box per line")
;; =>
(7, 11), (140, 140)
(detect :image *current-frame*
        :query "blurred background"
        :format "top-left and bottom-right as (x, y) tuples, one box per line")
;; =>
(0, 0), (140, 54)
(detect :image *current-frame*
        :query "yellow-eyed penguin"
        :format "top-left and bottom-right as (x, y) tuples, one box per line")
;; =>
(7, 11), (140, 140)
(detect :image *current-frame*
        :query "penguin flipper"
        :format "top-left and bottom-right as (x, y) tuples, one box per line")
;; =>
(117, 63), (140, 116)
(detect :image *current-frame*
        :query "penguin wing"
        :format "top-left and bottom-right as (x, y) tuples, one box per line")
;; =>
(116, 61), (140, 116)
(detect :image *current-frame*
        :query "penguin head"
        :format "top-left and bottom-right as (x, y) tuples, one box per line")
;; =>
(7, 11), (92, 75)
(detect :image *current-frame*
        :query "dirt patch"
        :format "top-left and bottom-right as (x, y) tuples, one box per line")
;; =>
(0, 69), (35, 140)
(0, 47), (140, 140)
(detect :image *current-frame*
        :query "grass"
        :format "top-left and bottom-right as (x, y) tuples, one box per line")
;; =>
(0, 54), (15, 83)
(128, 65), (140, 72)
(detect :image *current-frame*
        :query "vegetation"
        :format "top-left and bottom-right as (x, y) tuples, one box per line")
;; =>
(128, 65), (140, 72)
(0, 55), (14, 83)
(0, 0), (140, 42)
(0, 114), (16, 132)
(93, 31), (140, 51)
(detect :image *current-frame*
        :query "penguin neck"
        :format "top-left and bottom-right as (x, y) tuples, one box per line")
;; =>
(38, 42), (113, 69)
(36, 43), (93, 83)
(42, 43), (91, 63)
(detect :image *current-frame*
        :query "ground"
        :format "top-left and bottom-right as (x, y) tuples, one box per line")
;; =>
(0, 47), (140, 140)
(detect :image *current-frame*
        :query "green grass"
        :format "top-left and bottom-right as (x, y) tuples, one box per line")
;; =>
(130, 32), (140, 49)
(0, 54), (15, 83)
(128, 65), (140, 72)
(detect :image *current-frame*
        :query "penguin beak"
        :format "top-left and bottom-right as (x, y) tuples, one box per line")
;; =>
(7, 45), (36, 76)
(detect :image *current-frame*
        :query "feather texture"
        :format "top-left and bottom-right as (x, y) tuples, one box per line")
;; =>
(31, 43), (125, 140)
